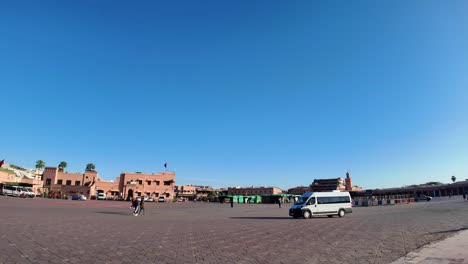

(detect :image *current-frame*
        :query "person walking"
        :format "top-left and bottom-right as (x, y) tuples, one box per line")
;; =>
(463, 192), (466, 201)
(132, 197), (140, 216)
(230, 197), (234, 208)
(278, 197), (282, 208)
(139, 197), (145, 215)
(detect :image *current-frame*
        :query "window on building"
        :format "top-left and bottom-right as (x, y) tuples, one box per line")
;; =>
(75, 181), (80, 186)
(139, 180), (143, 185)
(66, 180), (71, 185)
(156, 181), (160, 186)
(147, 181), (151, 185)
(45, 179), (51, 185)
(57, 179), (63, 185)
(164, 181), (171, 186)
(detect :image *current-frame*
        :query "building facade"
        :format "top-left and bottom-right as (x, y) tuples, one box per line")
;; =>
(362, 181), (468, 198)
(310, 173), (362, 192)
(119, 172), (176, 201)
(42, 167), (100, 198)
(310, 178), (345, 192)
(0, 164), (44, 194)
(175, 185), (197, 199)
(174, 185), (216, 201)
(227, 186), (283, 196)
(287, 186), (311, 195)
(41, 167), (175, 200)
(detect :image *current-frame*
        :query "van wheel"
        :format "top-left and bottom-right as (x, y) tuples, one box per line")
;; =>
(338, 209), (345, 218)
(303, 210), (311, 219)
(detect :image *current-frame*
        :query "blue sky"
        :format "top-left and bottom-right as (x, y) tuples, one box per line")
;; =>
(1, 1), (468, 189)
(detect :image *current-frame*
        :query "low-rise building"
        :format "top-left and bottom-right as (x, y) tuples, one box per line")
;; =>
(310, 178), (345, 192)
(119, 171), (175, 201)
(42, 167), (98, 198)
(175, 185), (197, 198)
(287, 186), (310, 195)
(0, 164), (44, 194)
(310, 173), (363, 192)
(42, 167), (176, 200)
(227, 186), (283, 196)
(175, 185), (217, 201)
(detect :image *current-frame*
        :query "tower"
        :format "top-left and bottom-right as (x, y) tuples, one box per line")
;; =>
(345, 171), (352, 191)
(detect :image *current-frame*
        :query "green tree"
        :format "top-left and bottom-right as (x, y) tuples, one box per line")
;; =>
(85, 163), (96, 171)
(35, 160), (45, 170)
(207, 192), (217, 202)
(451, 175), (456, 183)
(58, 161), (67, 171)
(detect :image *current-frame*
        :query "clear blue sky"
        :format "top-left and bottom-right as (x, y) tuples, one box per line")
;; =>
(1, 1), (468, 189)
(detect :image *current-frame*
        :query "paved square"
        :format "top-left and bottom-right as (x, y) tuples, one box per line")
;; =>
(0, 197), (467, 264)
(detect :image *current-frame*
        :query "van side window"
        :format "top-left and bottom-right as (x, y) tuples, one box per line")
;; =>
(307, 198), (315, 205)
(317, 196), (350, 204)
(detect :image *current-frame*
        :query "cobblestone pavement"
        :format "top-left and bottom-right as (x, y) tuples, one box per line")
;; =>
(0, 197), (467, 264)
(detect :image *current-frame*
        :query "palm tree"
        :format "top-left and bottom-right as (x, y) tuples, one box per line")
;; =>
(451, 175), (456, 183)
(85, 163), (96, 171)
(35, 160), (45, 180)
(35, 160), (45, 170)
(58, 161), (67, 171)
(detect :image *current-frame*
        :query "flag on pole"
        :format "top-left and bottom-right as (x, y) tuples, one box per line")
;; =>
(0, 160), (4, 168)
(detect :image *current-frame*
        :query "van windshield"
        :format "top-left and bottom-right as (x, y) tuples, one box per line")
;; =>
(294, 194), (311, 205)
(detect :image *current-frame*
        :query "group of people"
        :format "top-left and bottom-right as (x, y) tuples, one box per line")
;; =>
(130, 196), (145, 216)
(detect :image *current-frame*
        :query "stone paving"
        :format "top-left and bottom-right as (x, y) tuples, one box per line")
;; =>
(0, 197), (467, 264)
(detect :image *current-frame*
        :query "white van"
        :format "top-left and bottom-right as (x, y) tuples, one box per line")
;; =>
(289, 191), (353, 219)
(1, 185), (23, 197)
(21, 187), (36, 198)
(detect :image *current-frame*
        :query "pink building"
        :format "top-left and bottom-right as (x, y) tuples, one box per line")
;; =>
(42, 167), (176, 200)
(119, 172), (175, 201)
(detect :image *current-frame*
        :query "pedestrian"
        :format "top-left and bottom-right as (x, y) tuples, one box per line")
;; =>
(139, 197), (145, 215)
(132, 197), (140, 216)
(463, 192), (466, 201)
(278, 197), (282, 208)
(230, 197), (234, 208)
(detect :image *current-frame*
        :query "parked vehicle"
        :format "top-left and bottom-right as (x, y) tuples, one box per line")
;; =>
(1, 185), (24, 197)
(289, 191), (353, 219)
(96, 192), (106, 200)
(71, 195), (87, 200)
(144, 196), (154, 202)
(22, 187), (36, 198)
(158, 195), (166, 202)
(414, 195), (432, 202)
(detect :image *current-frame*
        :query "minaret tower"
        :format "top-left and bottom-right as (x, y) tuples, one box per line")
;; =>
(345, 171), (352, 191)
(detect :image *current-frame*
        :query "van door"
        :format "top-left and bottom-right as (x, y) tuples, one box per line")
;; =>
(305, 197), (317, 215)
(316, 197), (337, 215)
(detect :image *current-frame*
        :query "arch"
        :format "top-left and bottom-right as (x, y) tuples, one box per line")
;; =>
(127, 189), (134, 200)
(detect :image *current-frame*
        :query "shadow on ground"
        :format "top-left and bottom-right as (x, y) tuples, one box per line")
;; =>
(430, 227), (468, 234)
(94, 211), (130, 216)
(230, 217), (293, 220)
